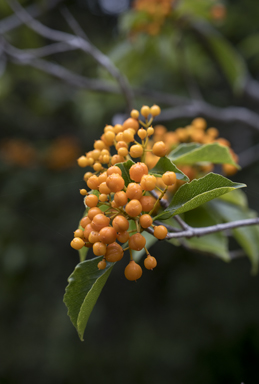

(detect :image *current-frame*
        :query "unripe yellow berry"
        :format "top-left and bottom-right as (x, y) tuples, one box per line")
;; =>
(130, 144), (144, 158)
(141, 105), (150, 118)
(93, 162), (102, 172)
(118, 147), (128, 157)
(77, 156), (88, 167)
(150, 105), (161, 117)
(147, 127), (154, 136)
(138, 128), (147, 140)
(131, 109), (139, 119)
(94, 140), (105, 150)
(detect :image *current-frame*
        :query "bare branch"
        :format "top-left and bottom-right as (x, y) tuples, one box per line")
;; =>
(6, 0), (134, 111)
(0, 0), (63, 34)
(158, 102), (259, 133)
(60, 6), (89, 41)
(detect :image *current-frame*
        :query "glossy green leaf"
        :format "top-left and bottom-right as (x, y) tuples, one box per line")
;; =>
(210, 200), (259, 273)
(168, 143), (239, 167)
(117, 160), (135, 186)
(132, 231), (158, 262)
(149, 156), (189, 181)
(154, 173), (246, 220)
(64, 257), (114, 341)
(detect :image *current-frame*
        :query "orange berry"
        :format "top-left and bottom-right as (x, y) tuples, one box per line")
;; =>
(115, 132), (124, 142)
(98, 172), (107, 184)
(77, 156), (88, 167)
(83, 172), (93, 182)
(139, 214), (153, 228)
(144, 255), (157, 270)
(207, 127), (219, 138)
(117, 231), (130, 243)
(129, 233), (146, 251)
(84, 194), (99, 208)
(139, 196), (156, 212)
(99, 182), (111, 195)
(99, 226), (117, 244)
(93, 162), (102, 172)
(107, 166), (122, 176)
(192, 117), (207, 130)
(74, 229), (84, 238)
(80, 216), (91, 228)
(91, 149), (101, 160)
(152, 141), (167, 157)
(140, 174), (157, 191)
(99, 194), (108, 202)
(125, 199), (143, 217)
(105, 242), (124, 262)
(138, 128), (147, 140)
(84, 223), (93, 241)
(216, 138), (231, 147)
(162, 171), (177, 186)
(118, 147), (128, 157)
(102, 154), (110, 164)
(71, 237), (85, 250)
(123, 129), (135, 143)
(87, 175), (100, 190)
(88, 230), (100, 244)
(106, 174), (125, 192)
(154, 225), (168, 239)
(98, 259), (107, 270)
(129, 162), (148, 182)
(141, 105), (150, 118)
(130, 144), (144, 158)
(104, 131), (115, 145)
(123, 118), (139, 132)
(112, 215), (129, 232)
(87, 207), (102, 220)
(114, 191), (128, 206)
(79, 189), (87, 196)
(126, 183), (143, 200)
(111, 155), (125, 165)
(114, 124), (123, 134)
(91, 214), (110, 231)
(150, 105), (161, 117)
(116, 141), (128, 150)
(124, 260), (142, 281)
(130, 109), (139, 119)
(104, 125), (114, 133)
(93, 242), (107, 256)
(94, 140), (105, 150)
(147, 127), (154, 136)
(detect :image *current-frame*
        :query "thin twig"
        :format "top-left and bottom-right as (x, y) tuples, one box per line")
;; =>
(7, 0), (134, 111)
(164, 217), (259, 239)
(0, 0), (63, 34)
(60, 6), (89, 41)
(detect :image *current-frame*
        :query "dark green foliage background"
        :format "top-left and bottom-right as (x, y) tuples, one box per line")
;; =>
(1, 1), (259, 383)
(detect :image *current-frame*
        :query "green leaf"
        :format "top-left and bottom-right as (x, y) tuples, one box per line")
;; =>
(218, 189), (248, 208)
(154, 173), (246, 220)
(181, 207), (229, 261)
(64, 257), (114, 341)
(210, 200), (259, 273)
(194, 22), (247, 92)
(117, 160), (135, 186)
(168, 143), (239, 167)
(149, 156), (189, 181)
(132, 231), (158, 262)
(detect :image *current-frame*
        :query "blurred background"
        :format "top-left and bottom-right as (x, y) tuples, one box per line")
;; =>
(1, 0), (259, 383)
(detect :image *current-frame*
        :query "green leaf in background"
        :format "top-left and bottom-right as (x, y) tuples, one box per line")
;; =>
(117, 159), (135, 186)
(193, 22), (247, 93)
(149, 156), (189, 181)
(132, 231), (158, 262)
(154, 173), (246, 220)
(210, 200), (259, 274)
(168, 143), (239, 167)
(181, 206), (229, 261)
(64, 257), (114, 341)
(218, 189), (248, 208)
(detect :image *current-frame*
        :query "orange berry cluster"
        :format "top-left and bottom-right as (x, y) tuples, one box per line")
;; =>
(146, 117), (239, 177)
(71, 105), (179, 281)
